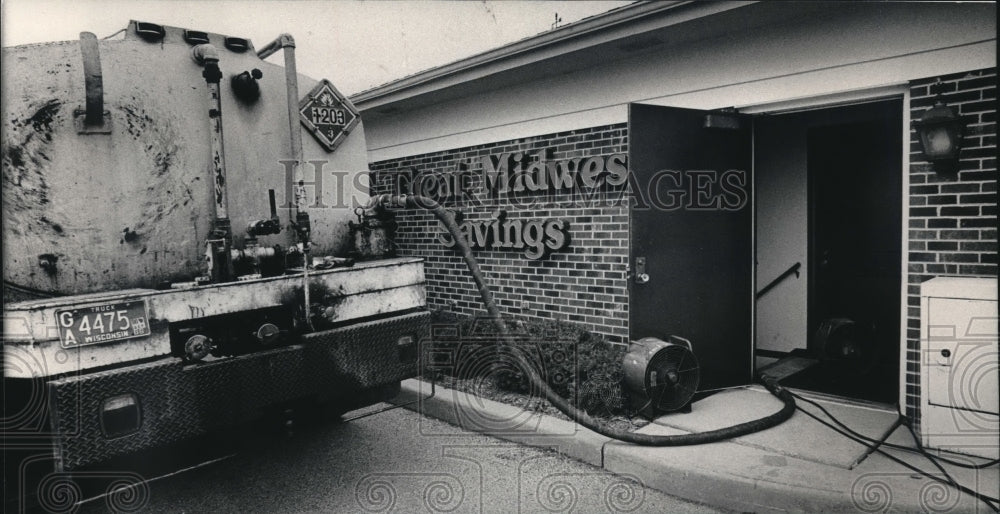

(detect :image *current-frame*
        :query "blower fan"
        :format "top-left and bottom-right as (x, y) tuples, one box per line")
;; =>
(622, 336), (700, 418)
(809, 317), (879, 375)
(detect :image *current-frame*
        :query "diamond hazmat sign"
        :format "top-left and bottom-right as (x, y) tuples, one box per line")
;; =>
(299, 79), (360, 152)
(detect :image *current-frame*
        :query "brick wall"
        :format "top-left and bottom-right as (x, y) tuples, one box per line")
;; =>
(370, 124), (631, 344)
(905, 68), (997, 425)
(370, 70), (996, 405)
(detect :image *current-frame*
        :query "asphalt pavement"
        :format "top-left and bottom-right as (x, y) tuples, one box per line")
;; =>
(74, 407), (724, 513)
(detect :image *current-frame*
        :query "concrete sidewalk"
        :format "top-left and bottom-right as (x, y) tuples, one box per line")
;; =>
(392, 379), (999, 513)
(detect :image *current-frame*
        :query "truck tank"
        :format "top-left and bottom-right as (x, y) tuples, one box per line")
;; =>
(2, 21), (369, 300)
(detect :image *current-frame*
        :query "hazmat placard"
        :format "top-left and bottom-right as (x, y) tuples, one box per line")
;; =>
(299, 79), (360, 153)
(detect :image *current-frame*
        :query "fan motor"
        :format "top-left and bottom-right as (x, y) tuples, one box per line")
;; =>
(810, 317), (879, 374)
(622, 336), (700, 418)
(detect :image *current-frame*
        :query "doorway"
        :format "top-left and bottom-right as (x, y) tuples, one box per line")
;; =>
(755, 99), (902, 404)
(626, 99), (902, 403)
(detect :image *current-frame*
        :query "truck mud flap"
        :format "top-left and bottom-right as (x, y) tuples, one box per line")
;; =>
(46, 311), (428, 470)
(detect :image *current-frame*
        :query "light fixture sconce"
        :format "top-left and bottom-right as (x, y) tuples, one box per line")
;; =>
(913, 80), (966, 169)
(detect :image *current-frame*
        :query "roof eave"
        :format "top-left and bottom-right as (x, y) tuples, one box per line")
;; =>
(350, 1), (755, 110)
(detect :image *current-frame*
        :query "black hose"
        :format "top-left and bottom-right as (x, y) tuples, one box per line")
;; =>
(375, 193), (797, 446)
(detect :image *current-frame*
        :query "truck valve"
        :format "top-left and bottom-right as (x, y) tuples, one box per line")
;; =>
(246, 189), (281, 237)
(232, 68), (263, 103)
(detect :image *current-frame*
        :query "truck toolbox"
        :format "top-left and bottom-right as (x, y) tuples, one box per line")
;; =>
(2, 19), (431, 484)
(44, 310), (428, 470)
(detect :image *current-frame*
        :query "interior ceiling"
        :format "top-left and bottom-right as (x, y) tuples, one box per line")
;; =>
(362, 1), (831, 119)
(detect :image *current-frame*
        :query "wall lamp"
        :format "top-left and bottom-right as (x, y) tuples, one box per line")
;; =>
(913, 80), (966, 169)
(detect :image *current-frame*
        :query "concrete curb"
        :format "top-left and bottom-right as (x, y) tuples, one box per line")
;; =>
(392, 378), (611, 467)
(392, 379), (993, 513)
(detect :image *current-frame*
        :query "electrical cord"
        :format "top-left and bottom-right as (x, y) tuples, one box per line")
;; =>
(798, 406), (998, 513)
(376, 192), (995, 505)
(373, 193), (797, 446)
(788, 390), (999, 512)
(793, 392), (999, 469)
(900, 421), (968, 506)
(904, 420), (1000, 468)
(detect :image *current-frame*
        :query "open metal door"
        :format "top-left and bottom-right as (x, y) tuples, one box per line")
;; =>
(628, 104), (754, 391)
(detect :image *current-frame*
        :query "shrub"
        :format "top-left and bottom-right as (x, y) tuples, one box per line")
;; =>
(425, 311), (630, 417)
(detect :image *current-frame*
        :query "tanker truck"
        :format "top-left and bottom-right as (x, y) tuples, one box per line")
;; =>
(2, 20), (427, 477)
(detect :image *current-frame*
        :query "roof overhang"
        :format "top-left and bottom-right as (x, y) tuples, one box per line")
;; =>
(350, 1), (762, 113)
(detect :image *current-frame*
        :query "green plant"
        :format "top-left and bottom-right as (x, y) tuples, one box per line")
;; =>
(425, 311), (630, 417)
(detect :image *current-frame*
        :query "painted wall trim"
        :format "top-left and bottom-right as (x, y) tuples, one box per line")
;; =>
(366, 39), (993, 162)
(738, 85), (910, 115)
(367, 104), (627, 163)
(899, 87), (911, 414)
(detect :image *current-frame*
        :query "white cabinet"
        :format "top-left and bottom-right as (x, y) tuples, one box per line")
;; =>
(920, 277), (998, 459)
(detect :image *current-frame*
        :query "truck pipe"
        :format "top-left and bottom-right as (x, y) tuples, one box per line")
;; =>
(79, 32), (105, 126)
(370, 193), (796, 446)
(257, 34), (308, 222)
(258, 33), (313, 326)
(194, 44), (233, 282)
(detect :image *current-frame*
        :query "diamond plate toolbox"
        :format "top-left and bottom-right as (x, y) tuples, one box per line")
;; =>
(47, 311), (428, 470)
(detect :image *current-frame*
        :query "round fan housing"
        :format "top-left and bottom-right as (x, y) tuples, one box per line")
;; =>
(622, 336), (700, 417)
(810, 317), (879, 375)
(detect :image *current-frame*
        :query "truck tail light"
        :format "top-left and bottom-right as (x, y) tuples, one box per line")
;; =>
(101, 394), (141, 438)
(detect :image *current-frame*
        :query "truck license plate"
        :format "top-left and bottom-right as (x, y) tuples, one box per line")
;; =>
(56, 300), (151, 348)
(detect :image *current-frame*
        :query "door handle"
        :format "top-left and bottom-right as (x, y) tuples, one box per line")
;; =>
(635, 257), (649, 284)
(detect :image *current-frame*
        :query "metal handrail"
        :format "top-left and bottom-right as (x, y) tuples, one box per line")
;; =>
(756, 262), (801, 299)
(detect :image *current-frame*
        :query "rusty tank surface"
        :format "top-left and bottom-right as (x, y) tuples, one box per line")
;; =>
(2, 21), (370, 300)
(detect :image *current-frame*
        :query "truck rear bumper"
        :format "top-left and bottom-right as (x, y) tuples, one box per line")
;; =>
(45, 310), (428, 470)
